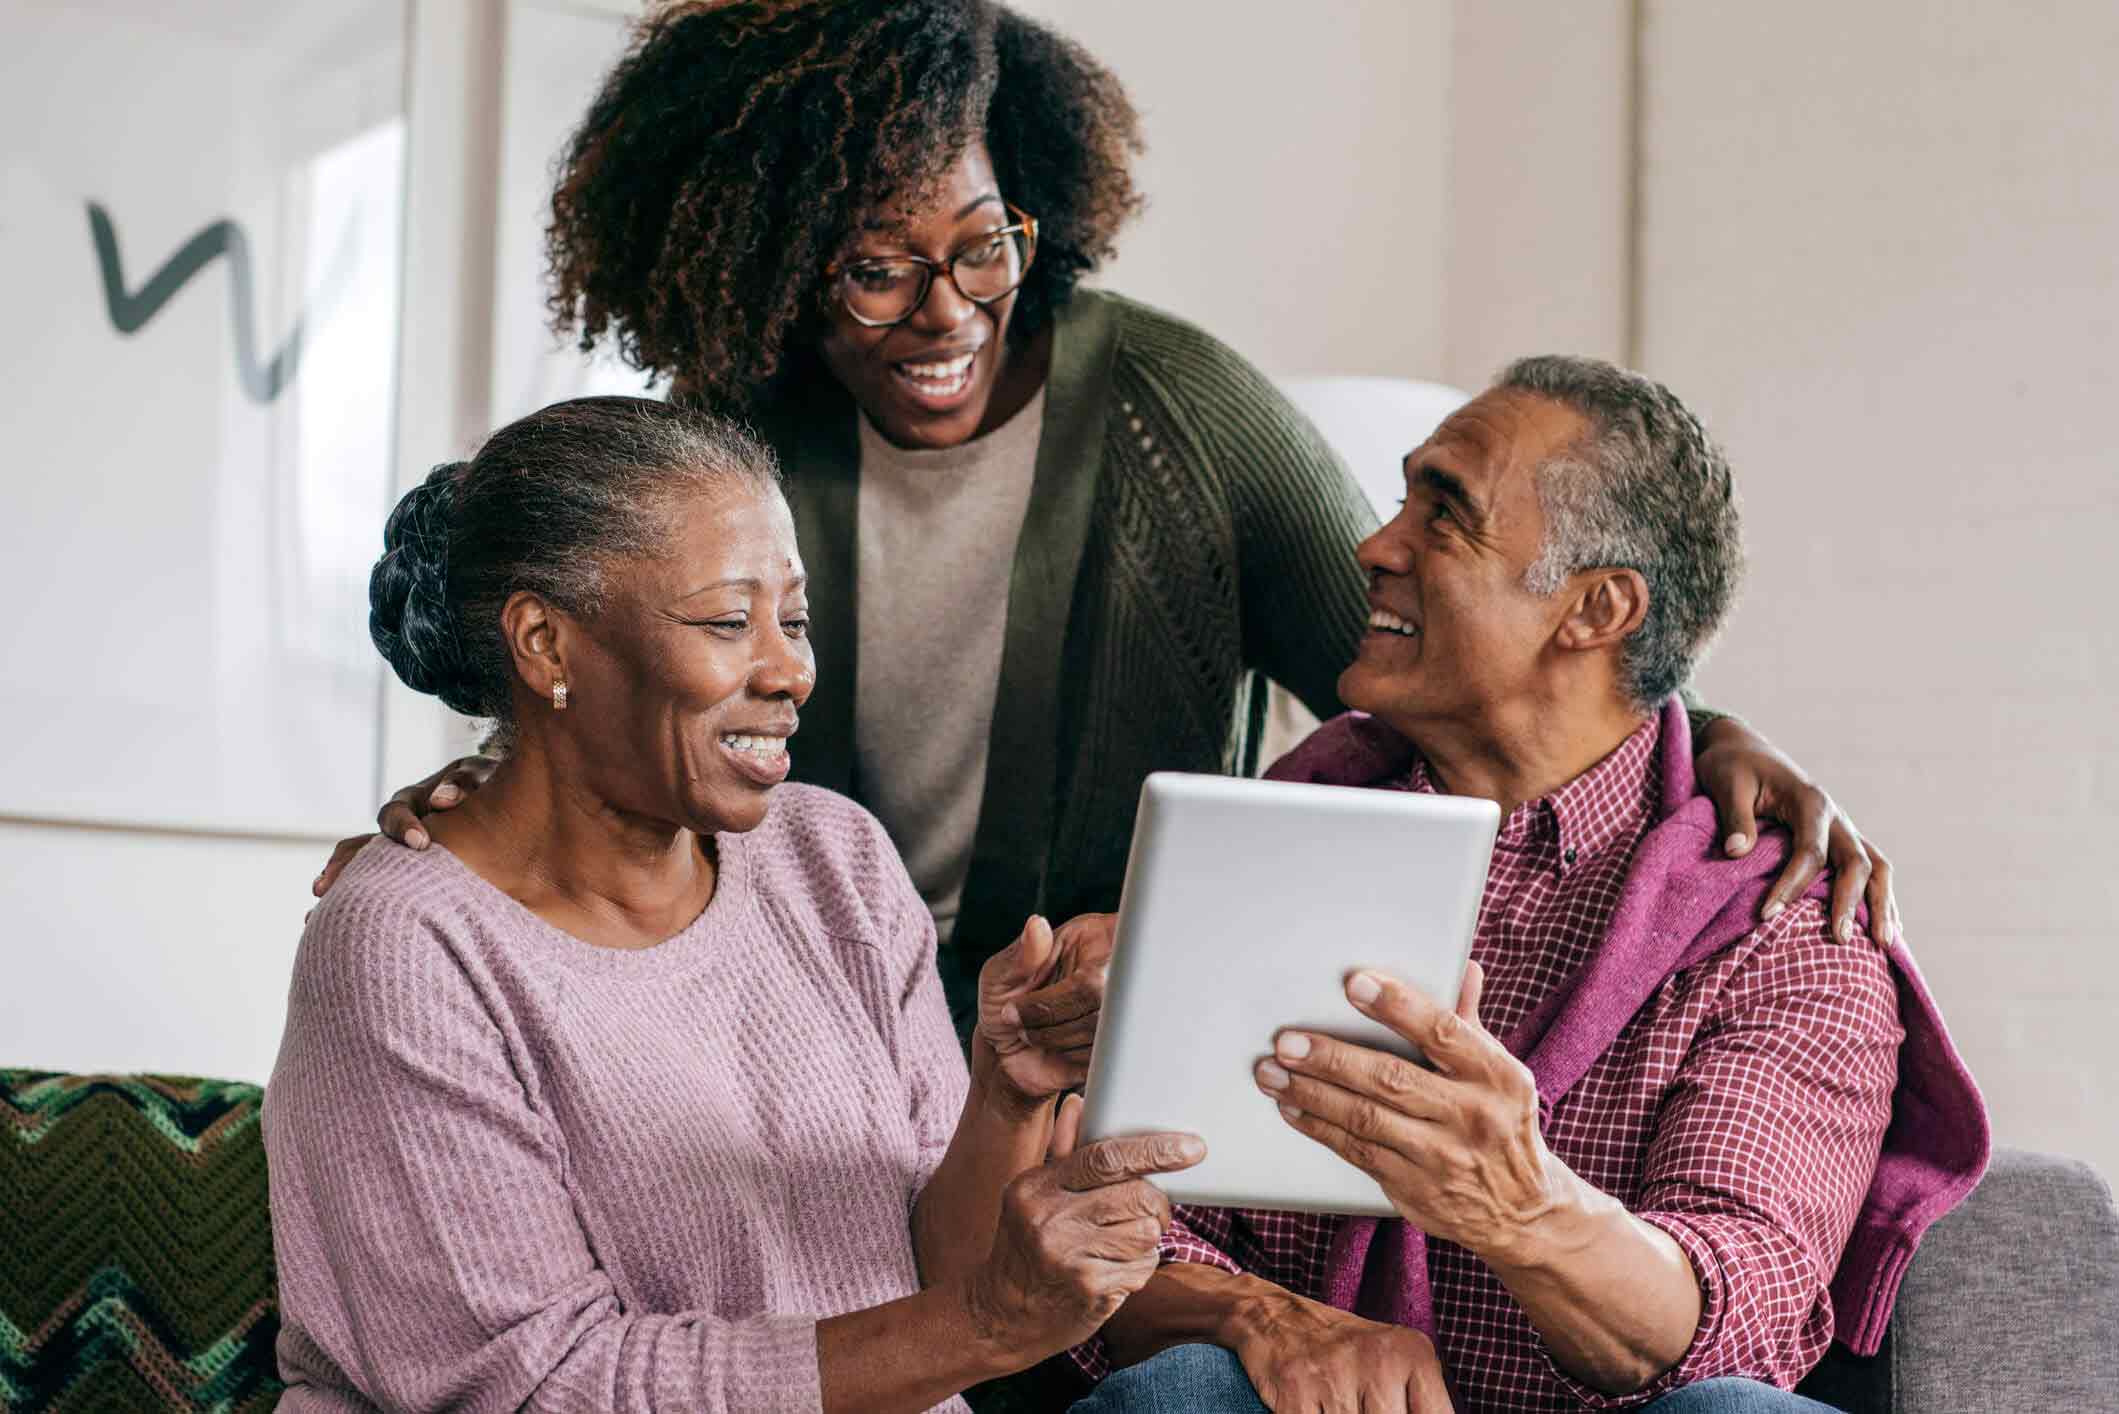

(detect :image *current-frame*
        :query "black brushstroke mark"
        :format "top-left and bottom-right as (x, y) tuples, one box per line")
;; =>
(86, 201), (304, 403)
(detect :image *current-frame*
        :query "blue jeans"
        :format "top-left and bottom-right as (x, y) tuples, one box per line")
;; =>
(1069, 1346), (1837, 1413)
(1643, 1377), (1841, 1411)
(1067, 1344), (1267, 1413)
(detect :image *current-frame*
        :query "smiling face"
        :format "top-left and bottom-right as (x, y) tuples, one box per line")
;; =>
(1338, 389), (1593, 738)
(815, 143), (1037, 449)
(550, 483), (815, 837)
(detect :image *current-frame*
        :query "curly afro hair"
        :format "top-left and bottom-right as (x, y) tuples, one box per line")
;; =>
(546, 0), (1145, 413)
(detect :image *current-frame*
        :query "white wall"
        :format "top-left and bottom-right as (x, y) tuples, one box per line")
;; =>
(1441, 1), (1632, 388)
(0, 0), (652, 1085)
(0, 821), (319, 1080)
(0, 0), (502, 1084)
(0, 0), (410, 1082)
(1052, 0), (2118, 1182)
(1638, 1), (2119, 1179)
(0, 0), (1456, 1077)
(1023, 1), (1640, 403)
(1011, 0), (1450, 382)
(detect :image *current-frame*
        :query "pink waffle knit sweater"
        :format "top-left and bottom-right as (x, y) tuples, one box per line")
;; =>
(264, 784), (972, 1413)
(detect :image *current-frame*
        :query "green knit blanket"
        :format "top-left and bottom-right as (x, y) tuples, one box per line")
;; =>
(0, 1070), (281, 1413)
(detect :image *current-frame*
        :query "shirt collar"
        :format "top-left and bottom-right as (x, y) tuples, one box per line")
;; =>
(1406, 714), (1664, 873)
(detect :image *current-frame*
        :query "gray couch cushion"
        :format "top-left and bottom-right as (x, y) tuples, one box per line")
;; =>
(1886, 1147), (2119, 1411)
(1794, 1148), (2118, 1413)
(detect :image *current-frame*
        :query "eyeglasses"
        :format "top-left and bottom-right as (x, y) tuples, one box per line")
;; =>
(824, 205), (1039, 328)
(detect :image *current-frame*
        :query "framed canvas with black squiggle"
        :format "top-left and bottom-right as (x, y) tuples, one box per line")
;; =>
(0, 0), (406, 838)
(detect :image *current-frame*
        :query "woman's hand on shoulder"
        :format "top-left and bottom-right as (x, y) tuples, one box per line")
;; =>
(311, 755), (500, 898)
(959, 1096), (1201, 1366)
(975, 913), (1116, 1108)
(1694, 716), (1899, 944)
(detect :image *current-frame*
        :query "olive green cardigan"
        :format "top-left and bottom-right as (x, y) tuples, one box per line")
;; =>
(760, 290), (1377, 964)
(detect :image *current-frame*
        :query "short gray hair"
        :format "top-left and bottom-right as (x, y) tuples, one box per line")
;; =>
(1500, 355), (1744, 710)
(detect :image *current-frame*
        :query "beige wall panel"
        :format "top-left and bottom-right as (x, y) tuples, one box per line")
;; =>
(0, 821), (320, 1082)
(1637, 2), (2119, 1177)
(1013, 0), (1451, 380)
(1443, 0), (1631, 390)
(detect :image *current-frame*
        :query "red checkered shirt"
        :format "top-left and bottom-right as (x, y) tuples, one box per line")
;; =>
(1077, 715), (1904, 1410)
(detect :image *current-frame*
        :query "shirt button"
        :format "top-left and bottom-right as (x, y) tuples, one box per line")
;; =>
(1564, 848), (1578, 865)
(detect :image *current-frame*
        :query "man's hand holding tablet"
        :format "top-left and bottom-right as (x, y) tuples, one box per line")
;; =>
(1257, 960), (1570, 1256)
(1078, 773), (1500, 1215)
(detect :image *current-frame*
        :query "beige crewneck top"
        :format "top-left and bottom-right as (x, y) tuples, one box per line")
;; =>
(855, 389), (1045, 946)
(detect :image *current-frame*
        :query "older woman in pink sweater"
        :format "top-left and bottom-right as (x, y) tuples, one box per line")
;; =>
(264, 396), (1201, 1413)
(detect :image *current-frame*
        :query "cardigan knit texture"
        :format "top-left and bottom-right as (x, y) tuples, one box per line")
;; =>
(263, 785), (970, 1413)
(763, 290), (1377, 969)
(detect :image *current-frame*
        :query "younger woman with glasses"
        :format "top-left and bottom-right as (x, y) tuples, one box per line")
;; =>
(321, 1), (1894, 1043)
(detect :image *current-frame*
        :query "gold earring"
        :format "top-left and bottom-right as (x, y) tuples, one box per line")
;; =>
(552, 680), (569, 711)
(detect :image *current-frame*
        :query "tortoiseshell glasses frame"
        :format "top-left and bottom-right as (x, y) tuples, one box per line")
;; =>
(823, 204), (1039, 328)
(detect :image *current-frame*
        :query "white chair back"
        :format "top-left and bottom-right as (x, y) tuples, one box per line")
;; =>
(1277, 376), (1473, 521)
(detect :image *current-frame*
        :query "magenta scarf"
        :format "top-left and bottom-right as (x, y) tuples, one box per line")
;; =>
(1265, 698), (1990, 1356)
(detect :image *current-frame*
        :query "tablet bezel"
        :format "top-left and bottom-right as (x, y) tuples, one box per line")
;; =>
(1079, 771), (1499, 1216)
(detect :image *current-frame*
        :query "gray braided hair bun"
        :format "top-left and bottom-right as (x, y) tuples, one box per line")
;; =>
(364, 397), (783, 727)
(368, 461), (484, 717)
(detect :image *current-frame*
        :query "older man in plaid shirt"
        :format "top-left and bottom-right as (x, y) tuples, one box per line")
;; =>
(1064, 357), (1984, 1414)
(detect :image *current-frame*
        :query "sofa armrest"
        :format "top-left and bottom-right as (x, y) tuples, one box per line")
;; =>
(1887, 1147), (2119, 1412)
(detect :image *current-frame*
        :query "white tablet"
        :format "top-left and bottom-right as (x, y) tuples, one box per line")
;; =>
(1080, 771), (1500, 1216)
